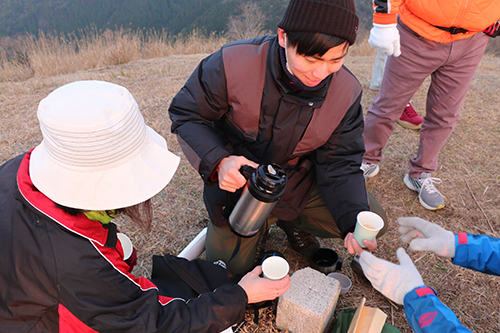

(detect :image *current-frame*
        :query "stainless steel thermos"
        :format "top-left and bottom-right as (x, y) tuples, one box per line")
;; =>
(228, 163), (287, 237)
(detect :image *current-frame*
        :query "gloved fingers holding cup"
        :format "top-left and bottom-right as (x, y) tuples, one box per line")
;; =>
(398, 217), (455, 258)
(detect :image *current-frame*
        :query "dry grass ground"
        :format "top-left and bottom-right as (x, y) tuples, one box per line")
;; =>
(0, 28), (230, 82)
(1, 40), (500, 332)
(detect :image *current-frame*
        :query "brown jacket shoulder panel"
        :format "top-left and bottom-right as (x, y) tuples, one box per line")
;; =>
(222, 39), (271, 140)
(293, 67), (362, 156)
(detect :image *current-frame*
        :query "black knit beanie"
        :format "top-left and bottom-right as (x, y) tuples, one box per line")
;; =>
(278, 0), (359, 45)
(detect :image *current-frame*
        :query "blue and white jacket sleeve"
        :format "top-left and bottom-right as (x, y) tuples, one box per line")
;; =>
(452, 232), (500, 275)
(403, 233), (500, 332)
(403, 286), (472, 332)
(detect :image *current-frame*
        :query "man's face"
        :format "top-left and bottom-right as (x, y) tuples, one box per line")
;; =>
(278, 29), (348, 87)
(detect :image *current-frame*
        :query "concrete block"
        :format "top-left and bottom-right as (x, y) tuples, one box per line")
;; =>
(276, 267), (340, 333)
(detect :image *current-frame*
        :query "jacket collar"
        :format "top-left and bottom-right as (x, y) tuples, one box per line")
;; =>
(271, 37), (333, 96)
(17, 149), (110, 246)
(277, 45), (332, 92)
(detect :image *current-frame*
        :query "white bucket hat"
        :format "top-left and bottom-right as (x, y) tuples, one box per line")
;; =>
(30, 80), (180, 211)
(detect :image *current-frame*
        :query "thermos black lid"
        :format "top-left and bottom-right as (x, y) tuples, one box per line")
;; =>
(249, 163), (287, 202)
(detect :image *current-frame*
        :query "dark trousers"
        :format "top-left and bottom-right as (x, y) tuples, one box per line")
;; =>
(205, 186), (388, 275)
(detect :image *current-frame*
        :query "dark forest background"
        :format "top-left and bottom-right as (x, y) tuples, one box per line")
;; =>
(0, 0), (374, 38)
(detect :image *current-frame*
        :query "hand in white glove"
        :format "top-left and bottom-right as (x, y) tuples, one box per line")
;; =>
(359, 248), (424, 304)
(398, 217), (455, 258)
(368, 23), (401, 57)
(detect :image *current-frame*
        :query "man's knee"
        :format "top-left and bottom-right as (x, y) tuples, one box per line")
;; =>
(367, 191), (389, 238)
(205, 222), (260, 276)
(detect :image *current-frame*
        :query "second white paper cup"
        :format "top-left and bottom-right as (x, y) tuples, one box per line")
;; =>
(353, 211), (384, 248)
(117, 232), (133, 260)
(262, 256), (289, 280)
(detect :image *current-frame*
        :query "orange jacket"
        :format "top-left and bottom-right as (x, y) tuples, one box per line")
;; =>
(373, 0), (500, 43)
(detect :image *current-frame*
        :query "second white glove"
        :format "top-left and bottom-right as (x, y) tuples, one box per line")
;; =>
(360, 248), (424, 305)
(398, 217), (456, 258)
(368, 23), (401, 57)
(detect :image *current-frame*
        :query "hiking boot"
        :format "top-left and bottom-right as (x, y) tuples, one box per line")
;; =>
(397, 103), (423, 130)
(276, 220), (320, 258)
(404, 172), (445, 210)
(361, 162), (379, 179)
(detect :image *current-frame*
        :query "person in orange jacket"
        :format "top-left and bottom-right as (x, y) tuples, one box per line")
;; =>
(360, 0), (500, 210)
(367, 0), (423, 132)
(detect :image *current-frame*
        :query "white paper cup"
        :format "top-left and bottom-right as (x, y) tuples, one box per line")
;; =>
(117, 233), (133, 260)
(262, 256), (289, 280)
(353, 211), (384, 248)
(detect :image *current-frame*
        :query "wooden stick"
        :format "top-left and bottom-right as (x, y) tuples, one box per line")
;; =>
(391, 306), (394, 326)
(465, 180), (495, 235)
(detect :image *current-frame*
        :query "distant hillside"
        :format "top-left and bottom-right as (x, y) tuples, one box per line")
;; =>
(0, 0), (235, 37)
(0, 0), (370, 38)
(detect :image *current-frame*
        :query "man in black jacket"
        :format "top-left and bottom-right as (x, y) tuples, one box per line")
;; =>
(169, 0), (388, 276)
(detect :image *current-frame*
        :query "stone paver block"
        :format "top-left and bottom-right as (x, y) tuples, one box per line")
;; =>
(276, 267), (340, 333)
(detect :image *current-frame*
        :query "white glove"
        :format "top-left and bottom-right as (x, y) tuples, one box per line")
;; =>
(398, 217), (455, 258)
(368, 23), (401, 57)
(360, 248), (424, 304)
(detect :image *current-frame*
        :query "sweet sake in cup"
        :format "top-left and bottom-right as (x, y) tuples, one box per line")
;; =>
(311, 247), (343, 274)
(353, 211), (384, 248)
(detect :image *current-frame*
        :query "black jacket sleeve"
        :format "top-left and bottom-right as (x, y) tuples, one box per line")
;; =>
(1, 153), (249, 333)
(313, 92), (369, 237)
(169, 50), (231, 184)
(50, 228), (248, 333)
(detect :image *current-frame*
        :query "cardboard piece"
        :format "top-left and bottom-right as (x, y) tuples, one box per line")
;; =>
(347, 298), (387, 333)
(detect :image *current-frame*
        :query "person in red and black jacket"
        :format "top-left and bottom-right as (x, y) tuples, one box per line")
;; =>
(0, 80), (290, 333)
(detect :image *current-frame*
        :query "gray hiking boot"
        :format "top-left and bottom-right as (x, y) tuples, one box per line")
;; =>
(403, 172), (445, 210)
(361, 162), (380, 179)
(276, 220), (320, 258)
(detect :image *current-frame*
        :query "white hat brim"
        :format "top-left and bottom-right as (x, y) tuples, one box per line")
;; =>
(30, 126), (180, 211)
